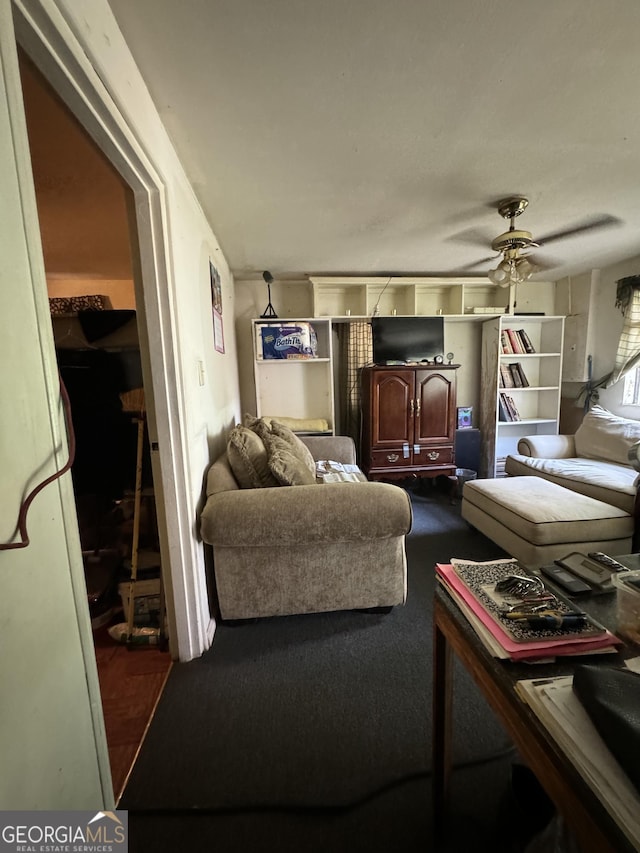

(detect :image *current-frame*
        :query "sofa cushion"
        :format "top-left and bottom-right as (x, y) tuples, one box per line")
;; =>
(575, 404), (640, 466)
(227, 425), (279, 489)
(269, 420), (316, 476)
(243, 414), (273, 434)
(505, 453), (638, 514)
(262, 432), (317, 486)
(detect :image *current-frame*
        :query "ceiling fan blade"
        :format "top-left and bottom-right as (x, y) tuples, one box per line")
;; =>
(447, 227), (494, 249)
(522, 253), (560, 272)
(536, 214), (622, 247)
(455, 255), (498, 271)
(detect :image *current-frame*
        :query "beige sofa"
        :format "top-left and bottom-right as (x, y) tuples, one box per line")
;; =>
(505, 404), (640, 514)
(200, 428), (412, 620)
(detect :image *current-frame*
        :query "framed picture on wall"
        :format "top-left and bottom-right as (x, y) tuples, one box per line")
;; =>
(210, 261), (224, 353)
(457, 406), (473, 429)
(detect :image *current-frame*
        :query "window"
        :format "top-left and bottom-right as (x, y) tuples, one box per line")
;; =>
(623, 367), (640, 405)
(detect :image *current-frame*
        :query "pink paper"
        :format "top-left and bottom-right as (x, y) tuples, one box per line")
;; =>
(435, 563), (620, 660)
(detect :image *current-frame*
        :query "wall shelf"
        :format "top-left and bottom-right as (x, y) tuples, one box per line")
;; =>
(309, 276), (518, 319)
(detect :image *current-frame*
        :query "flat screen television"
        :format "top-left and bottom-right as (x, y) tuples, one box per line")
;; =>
(371, 316), (445, 364)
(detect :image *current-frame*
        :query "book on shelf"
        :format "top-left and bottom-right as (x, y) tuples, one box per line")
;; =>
(499, 363), (514, 388)
(501, 393), (521, 421)
(517, 328), (536, 353)
(509, 362), (523, 387)
(509, 362), (529, 387)
(435, 559), (621, 662)
(506, 328), (525, 354)
(500, 330), (514, 354)
(498, 395), (510, 421)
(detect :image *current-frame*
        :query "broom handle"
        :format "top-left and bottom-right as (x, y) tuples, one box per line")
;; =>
(127, 416), (146, 639)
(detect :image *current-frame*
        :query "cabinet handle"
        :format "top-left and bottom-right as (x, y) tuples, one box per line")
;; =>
(415, 398), (421, 416)
(409, 399), (414, 417)
(428, 451), (440, 461)
(387, 453), (400, 462)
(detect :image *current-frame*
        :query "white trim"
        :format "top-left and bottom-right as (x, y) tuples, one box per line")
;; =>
(12, 0), (213, 660)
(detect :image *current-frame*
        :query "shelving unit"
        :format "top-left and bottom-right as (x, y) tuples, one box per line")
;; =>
(480, 315), (565, 478)
(252, 318), (335, 433)
(309, 276), (518, 318)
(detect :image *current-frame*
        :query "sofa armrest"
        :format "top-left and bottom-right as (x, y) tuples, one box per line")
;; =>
(200, 481), (412, 547)
(300, 435), (357, 465)
(517, 434), (576, 458)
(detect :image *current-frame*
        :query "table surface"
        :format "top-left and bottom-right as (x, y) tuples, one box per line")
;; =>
(432, 556), (640, 853)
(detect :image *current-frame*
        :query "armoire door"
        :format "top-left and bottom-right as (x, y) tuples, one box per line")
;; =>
(414, 368), (457, 448)
(369, 368), (414, 448)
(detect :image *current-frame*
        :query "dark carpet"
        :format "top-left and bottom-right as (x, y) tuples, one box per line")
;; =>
(122, 482), (541, 852)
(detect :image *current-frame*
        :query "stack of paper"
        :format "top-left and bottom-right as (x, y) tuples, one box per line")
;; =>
(516, 669), (640, 850)
(436, 559), (621, 661)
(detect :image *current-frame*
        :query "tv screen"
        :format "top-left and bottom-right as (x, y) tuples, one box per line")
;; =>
(371, 316), (445, 364)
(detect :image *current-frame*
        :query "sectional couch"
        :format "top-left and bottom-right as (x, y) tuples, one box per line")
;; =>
(505, 404), (640, 514)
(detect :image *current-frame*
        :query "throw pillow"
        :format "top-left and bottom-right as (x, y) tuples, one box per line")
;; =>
(227, 425), (279, 489)
(243, 413), (273, 432)
(575, 404), (640, 466)
(251, 416), (275, 447)
(269, 420), (316, 476)
(263, 433), (317, 486)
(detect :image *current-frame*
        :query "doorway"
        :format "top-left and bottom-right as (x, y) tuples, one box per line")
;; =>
(17, 49), (172, 801)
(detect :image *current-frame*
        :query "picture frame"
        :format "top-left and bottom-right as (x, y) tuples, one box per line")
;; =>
(210, 261), (225, 353)
(457, 406), (473, 429)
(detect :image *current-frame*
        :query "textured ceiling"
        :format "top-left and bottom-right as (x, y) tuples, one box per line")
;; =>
(104, 0), (640, 281)
(29, 1), (640, 283)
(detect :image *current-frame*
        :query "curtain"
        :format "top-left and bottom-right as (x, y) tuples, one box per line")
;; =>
(607, 276), (640, 386)
(579, 275), (640, 408)
(336, 321), (373, 456)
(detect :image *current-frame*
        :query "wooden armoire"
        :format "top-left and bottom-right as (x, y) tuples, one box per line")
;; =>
(360, 364), (459, 482)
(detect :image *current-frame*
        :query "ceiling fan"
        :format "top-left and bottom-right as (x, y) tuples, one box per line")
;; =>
(464, 197), (620, 287)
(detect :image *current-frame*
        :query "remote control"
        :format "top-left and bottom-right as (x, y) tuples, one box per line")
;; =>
(586, 552), (629, 572)
(555, 553), (616, 592)
(540, 565), (592, 597)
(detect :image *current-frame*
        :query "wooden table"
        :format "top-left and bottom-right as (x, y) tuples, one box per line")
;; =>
(432, 580), (637, 853)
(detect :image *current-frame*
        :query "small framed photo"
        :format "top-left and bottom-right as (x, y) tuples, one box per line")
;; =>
(457, 406), (473, 429)
(210, 261), (225, 353)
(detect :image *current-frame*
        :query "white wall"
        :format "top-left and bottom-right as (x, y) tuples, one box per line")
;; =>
(1, 0), (241, 808)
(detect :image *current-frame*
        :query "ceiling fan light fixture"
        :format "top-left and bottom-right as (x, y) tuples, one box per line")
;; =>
(488, 252), (535, 287)
(488, 265), (510, 285)
(515, 257), (535, 279)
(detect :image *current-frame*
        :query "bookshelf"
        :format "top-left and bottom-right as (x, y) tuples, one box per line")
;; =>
(251, 318), (335, 433)
(480, 315), (565, 478)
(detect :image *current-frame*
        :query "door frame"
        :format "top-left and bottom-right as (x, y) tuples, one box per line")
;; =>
(11, 0), (214, 662)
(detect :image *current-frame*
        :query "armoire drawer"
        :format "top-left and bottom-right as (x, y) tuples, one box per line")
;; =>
(412, 445), (453, 466)
(369, 448), (412, 468)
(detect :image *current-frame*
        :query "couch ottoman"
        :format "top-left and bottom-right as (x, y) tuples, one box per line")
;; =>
(461, 476), (634, 569)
